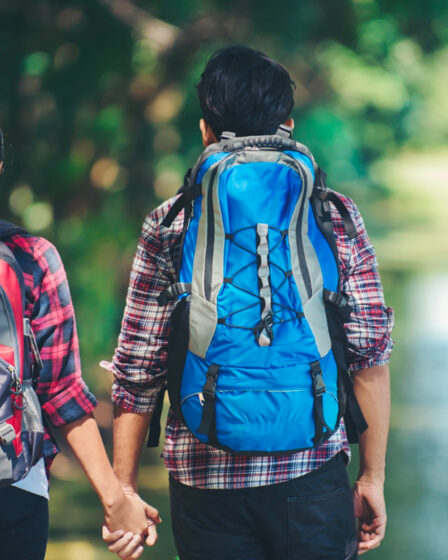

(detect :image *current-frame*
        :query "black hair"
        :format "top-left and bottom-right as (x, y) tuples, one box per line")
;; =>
(197, 46), (295, 139)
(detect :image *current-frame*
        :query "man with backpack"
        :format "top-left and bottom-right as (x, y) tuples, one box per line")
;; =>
(104, 46), (393, 559)
(0, 130), (159, 560)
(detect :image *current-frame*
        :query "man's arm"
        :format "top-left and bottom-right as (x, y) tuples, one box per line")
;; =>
(334, 195), (394, 554)
(353, 364), (390, 555)
(112, 407), (155, 494)
(102, 206), (177, 555)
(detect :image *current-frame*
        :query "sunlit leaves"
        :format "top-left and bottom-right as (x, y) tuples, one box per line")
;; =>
(23, 52), (50, 76)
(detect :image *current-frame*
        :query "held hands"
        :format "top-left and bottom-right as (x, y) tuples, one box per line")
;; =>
(102, 487), (161, 559)
(353, 479), (387, 555)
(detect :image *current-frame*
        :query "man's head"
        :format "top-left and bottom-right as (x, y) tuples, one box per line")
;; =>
(197, 46), (295, 146)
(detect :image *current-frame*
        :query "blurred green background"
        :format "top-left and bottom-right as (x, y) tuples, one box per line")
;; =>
(1, 0), (448, 558)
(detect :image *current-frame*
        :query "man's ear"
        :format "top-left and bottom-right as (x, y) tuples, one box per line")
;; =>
(285, 118), (294, 131)
(199, 119), (218, 147)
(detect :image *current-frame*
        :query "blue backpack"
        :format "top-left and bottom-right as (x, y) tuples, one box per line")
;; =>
(151, 126), (367, 454)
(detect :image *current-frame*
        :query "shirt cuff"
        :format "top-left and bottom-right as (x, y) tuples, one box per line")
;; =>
(111, 381), (162, 414)
(41, 380), (97, 428)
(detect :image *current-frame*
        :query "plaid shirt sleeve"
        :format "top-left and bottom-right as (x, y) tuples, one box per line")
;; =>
(108, 200), (178, 413)
(332, 194), (394, 372)
(31, 237), (97, 427)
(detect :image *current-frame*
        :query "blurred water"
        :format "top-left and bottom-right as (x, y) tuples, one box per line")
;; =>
(354, 271), (448, 559)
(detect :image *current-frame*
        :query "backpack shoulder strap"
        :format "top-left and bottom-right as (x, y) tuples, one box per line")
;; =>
(312, 169), (358, 240)
(320, 191), (358, 240)
(162, 182), (202, 228)
(0, 220), (28, 241)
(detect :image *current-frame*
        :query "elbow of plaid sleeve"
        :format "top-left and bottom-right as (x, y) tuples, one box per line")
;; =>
(111, 378), (165, 414)
(40, 380), (97, 428)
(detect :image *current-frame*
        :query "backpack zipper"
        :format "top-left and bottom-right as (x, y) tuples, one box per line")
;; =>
(180, 388), (310, 409)
(0, 356), (14, 373)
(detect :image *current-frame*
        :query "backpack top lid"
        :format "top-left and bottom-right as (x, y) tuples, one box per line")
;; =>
(189, 125), (317, 186)
(161, 125), (320, 231)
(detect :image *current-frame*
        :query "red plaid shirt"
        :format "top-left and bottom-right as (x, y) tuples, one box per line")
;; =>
(106, 192), (393, 489)
(6, 234), (97, 470)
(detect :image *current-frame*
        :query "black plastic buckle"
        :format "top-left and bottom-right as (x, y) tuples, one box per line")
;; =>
(310, 361), (326, 397)
(202, 367), (219, 401)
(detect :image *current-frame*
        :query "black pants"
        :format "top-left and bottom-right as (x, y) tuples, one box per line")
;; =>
(170, 452), (357, 560)
(0, 486), (49, 560)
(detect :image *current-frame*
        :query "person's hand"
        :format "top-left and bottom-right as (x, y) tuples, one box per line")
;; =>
(102, 527), (144, 560)
(103, 485), (162, 558)
(119, 483), (162, 546)
(104, 491), (149, 536)
(102, 490), (158, 559)
(353, 479), (387, 555)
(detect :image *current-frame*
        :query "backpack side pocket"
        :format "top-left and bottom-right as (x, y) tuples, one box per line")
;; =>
(324, 295), (367, 443)
(167, 297), (190, 419)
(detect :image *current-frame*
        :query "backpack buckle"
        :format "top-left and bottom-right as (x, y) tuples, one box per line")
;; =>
(0, 422), (16, 446)
(202, 374), (217, 401)
(254, 313), (274, 347)
(276, 124), (293, 138)
(310, 361), (326, 397)
(201, 364), (220, 401)
(220, 131), (236, 141)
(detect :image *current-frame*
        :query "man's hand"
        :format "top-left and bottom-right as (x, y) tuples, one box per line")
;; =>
(104, 491), (150, 536)
(103, 488), (161, 559)
(121, 485), (162, 547)
(353, 480), (387, 555)
(352, 364), (390, 554)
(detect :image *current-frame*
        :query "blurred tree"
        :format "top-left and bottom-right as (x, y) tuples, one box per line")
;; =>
(0, 0), (447, 384)
(2, 2), (447, 559)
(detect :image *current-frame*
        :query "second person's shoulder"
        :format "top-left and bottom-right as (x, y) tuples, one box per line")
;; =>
(141, 195), (185, 242)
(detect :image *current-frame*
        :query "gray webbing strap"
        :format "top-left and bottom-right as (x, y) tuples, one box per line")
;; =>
(256, 223), (273, 346)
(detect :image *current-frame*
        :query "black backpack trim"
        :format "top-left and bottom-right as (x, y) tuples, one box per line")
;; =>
(311, 171), (367, 443)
